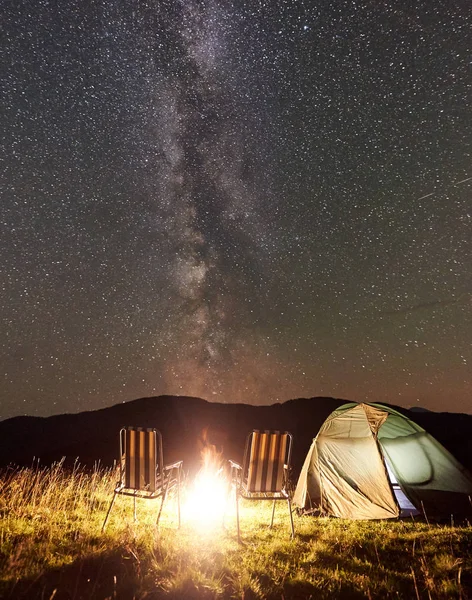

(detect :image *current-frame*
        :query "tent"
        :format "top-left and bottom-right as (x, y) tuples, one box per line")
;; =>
(293, 402), (472, 520)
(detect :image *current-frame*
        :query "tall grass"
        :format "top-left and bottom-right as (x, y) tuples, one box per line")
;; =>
(0, 462), (471, 599)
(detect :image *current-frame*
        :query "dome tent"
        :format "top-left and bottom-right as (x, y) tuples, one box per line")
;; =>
(293, 402), (472, 520)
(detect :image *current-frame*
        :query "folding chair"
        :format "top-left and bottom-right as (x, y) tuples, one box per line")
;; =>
(102, 427), (183, 531)
(229, 430), (295, 541)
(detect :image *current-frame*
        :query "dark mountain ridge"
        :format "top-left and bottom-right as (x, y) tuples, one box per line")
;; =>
(1, 396), (471, 477)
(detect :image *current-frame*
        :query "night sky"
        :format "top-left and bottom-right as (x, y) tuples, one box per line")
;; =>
(2, 0), (471, 420)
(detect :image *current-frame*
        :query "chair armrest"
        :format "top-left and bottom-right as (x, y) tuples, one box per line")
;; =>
(164, 460), (183, 471)
(229, 460), (243, 489)
(283, 463), (293, 494)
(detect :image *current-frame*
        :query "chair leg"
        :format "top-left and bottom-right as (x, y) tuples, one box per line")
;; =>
(270, 499), (277, 528)
(223, 482), (231, 528)
(287, 497), (295, 539)
(102, 491), (117, 532)
(235, 488), (241, 543)
(156, 493), (166, 528)
(156, 477), (170, 527)
(176, 467), (181, 528)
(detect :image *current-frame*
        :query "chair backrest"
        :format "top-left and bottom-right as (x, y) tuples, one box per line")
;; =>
(243, 430), (293, 493)
(120, 427), (164, 493)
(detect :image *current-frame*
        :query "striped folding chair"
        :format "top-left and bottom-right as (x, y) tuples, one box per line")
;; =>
(229, 430), (295, 541)
(102, 427), (183, 531)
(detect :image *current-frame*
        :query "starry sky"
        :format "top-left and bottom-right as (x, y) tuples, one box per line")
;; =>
(2, 0), (471, 420)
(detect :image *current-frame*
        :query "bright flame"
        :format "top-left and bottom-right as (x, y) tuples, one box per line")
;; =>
(184, 431), (229, 528)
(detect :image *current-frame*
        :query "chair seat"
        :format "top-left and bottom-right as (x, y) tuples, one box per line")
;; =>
(114, 466), (180, 498)
(240, 483), (289, 500)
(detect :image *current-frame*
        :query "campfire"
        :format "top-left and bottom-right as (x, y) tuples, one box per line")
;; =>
(184, 430), (230, 528)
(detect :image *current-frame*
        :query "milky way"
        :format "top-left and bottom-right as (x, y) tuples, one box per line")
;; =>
(2, 0), (471, 418)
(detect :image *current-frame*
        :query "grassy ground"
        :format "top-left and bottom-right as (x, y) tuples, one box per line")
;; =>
(0, 462), (471, 599)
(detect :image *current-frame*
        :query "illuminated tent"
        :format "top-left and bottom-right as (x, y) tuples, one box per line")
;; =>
(293, 402), (472, 520)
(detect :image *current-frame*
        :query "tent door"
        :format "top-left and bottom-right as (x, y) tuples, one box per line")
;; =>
(384, 459), (420, 517)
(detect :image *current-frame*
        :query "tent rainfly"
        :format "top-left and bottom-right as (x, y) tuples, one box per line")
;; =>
(293, 402), (472, 520)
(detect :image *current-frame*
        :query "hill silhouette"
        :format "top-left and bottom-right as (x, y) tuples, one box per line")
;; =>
(0, 396), (471, 477)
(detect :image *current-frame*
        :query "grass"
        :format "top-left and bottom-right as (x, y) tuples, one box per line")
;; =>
(0, 462), (471, 599)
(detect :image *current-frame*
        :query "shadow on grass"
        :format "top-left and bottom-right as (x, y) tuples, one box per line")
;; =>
(2, 529), (471, 599)
(1, 548), (146, 600)
(0, 549), (394, 600)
